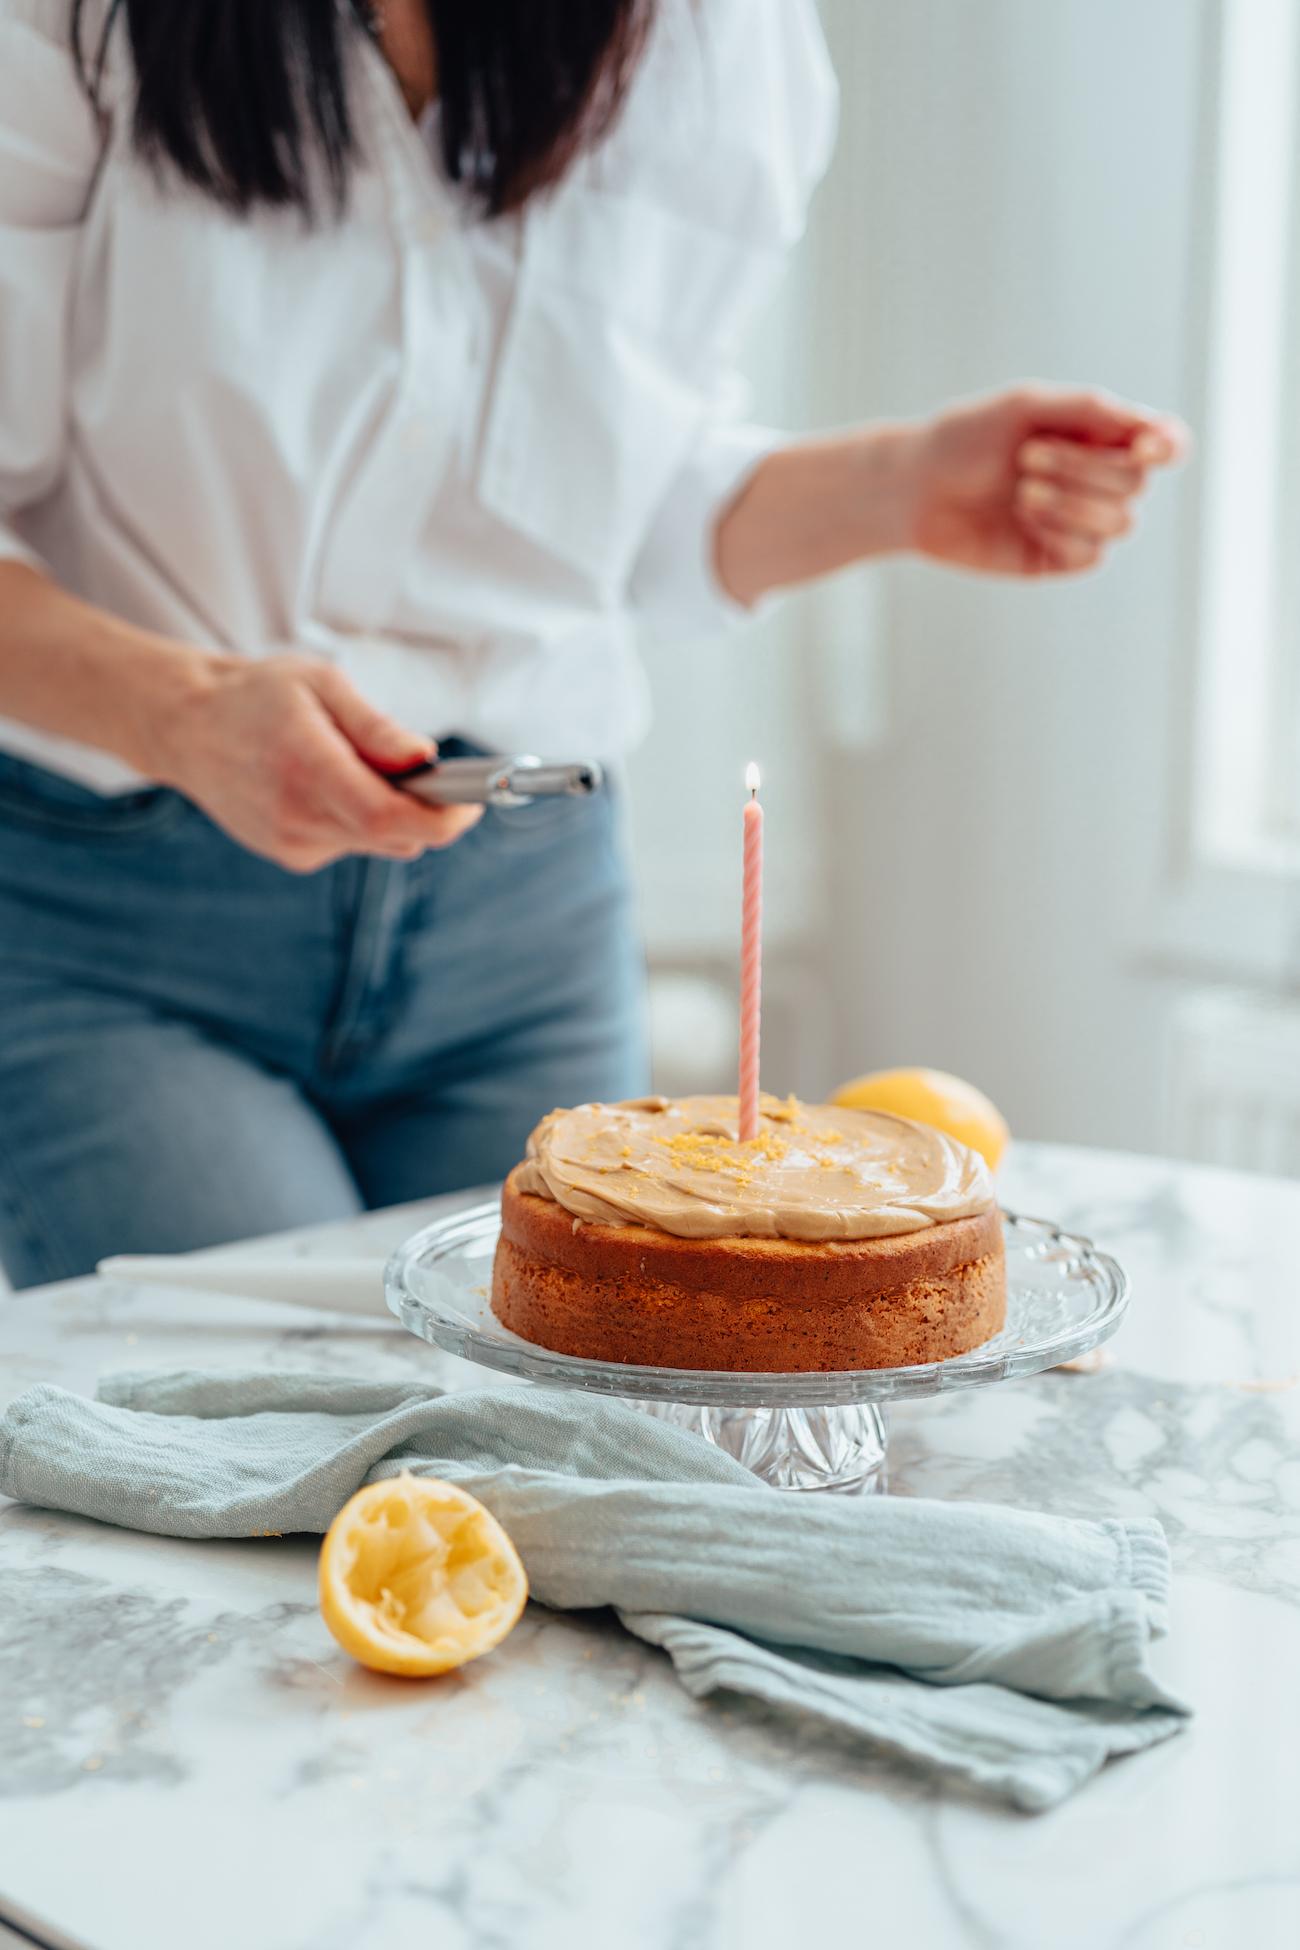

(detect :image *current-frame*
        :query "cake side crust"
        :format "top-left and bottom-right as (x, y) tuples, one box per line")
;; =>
(491, 1236), (1005, 1372)
(492, 1171), (1007, 1373)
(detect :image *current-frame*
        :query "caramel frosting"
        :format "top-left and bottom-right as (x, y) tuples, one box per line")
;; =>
(514, 1094), (994, 1242)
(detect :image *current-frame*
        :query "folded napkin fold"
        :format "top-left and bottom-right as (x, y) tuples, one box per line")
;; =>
(0, 1370), (1189, 1811)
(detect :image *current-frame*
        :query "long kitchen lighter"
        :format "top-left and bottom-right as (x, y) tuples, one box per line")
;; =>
(391, 753), (604, 809)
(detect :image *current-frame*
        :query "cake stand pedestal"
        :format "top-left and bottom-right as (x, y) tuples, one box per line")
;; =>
(385, 1207), (1129, 1495)
(632, 1399), (888, 1493)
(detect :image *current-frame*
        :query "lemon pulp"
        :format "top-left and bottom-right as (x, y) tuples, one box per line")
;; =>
(318, 1474), (527, 1677)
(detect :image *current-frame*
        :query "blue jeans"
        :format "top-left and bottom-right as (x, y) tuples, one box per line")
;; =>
(0, 747), (647, 1288)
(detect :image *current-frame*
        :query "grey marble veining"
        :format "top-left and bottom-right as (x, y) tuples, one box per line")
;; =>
(1, 1143), (1298, 1950)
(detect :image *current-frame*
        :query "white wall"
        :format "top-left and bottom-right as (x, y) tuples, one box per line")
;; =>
(628, 0), (1210, 1151)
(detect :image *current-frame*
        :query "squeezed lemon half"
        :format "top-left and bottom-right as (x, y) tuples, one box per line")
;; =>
(318, 1474), (528, 1676)
(831, 1066), (1010, 1171)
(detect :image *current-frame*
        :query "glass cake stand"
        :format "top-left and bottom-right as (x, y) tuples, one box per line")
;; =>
(385, 1204), (1129, 1495)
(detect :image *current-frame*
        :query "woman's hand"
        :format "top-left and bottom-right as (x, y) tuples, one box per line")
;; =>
(149, 653), (481, 873)
(713, 385), (1189, 606)
(904, 385), (1189, 577)
(0, 564), (479, 871)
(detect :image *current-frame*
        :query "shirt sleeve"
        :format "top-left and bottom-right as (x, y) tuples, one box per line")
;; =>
(0, 0), (105, 573)
(625, 407), (783, 635)
(623, 0), (838, 637)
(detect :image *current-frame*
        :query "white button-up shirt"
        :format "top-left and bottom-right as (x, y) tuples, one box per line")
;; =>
(0, 0), (836, 790)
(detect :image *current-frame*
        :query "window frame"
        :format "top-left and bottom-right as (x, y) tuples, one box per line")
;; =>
(1147, 0), (1300, 985)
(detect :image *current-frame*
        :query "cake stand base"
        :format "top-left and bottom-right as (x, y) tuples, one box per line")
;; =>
(632, 1399), (889, 1494)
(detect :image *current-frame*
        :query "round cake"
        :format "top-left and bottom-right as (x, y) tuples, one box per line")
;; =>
(491, 1094), (1005, 1372)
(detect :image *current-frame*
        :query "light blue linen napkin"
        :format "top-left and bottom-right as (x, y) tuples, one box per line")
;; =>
(0, 1370), (1189, 1811)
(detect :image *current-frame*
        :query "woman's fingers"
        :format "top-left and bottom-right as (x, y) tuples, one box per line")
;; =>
(1016, 476), (1134, 541)
(1018, 437), (1146, 498)
(1131, 426), (1187, 466)
(1029, 526), (1105, 575)
(302, 665), (482, 855)
(276, 701), (476, 861)
(341, 798), (483, 858)
(1015, 387), (1191, 462)
(388, 801), (484, 851)
(1009, 395), (1189, 579)
(318, 745), (482, 855)
(1015, 430), (1166, 574)
(1014, 470), (1117, 574)
(311, 664), (435, 774)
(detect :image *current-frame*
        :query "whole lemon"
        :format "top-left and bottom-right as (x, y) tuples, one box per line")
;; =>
(831, 1067), (1009, 1170)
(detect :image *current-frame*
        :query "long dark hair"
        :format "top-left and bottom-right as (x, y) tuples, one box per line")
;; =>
(72, 1), (655, 218)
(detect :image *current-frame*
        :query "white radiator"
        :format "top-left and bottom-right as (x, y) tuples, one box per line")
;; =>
(1165, 990), (1300, 1176)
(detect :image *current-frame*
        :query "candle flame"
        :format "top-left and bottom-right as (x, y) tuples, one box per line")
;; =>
(745, 761), (761, 796)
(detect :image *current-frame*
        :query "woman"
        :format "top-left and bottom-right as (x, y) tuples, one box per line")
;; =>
(0, 0), (1182, 1287)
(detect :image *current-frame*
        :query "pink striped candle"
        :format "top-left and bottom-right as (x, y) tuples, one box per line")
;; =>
(738, 761), (764, 1142)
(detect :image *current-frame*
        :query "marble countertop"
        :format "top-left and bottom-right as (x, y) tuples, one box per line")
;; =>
(1, 1141), (1298, 1950)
